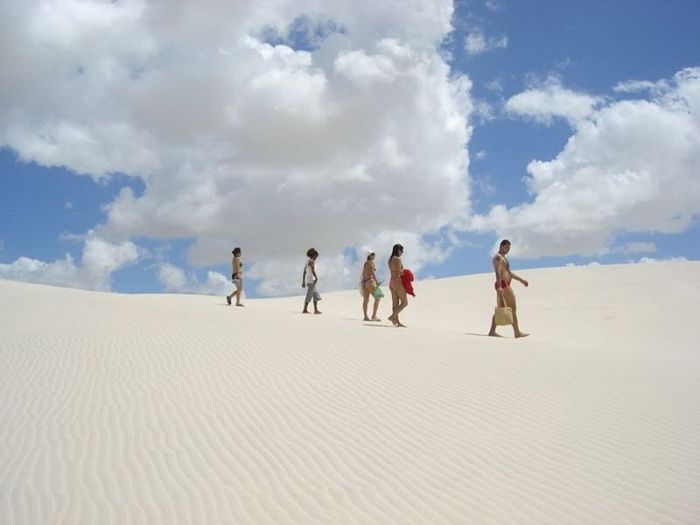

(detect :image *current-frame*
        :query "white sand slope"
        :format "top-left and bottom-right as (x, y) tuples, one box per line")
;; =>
(1, 262), (699, 524)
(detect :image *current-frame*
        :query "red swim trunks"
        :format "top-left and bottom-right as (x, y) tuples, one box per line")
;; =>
(494, 280), (511, 290)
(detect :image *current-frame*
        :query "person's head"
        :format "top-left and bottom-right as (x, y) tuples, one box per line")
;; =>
(390, 244), (404, 260)
(499, 239), (511, 254)
(306, 247), (319, 260)
(232, 247), (242, 257)
(366, 251), (375, 261)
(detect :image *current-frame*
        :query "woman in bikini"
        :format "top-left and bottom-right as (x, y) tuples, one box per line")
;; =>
(361, 251), (381, 322)
(226, 247), (244, 306)
(388, 244), (408, 327)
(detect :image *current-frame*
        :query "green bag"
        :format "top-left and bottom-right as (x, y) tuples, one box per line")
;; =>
(372, 286), (385, 299)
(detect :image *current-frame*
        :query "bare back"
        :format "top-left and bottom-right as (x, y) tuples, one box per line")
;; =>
(389, 256), (403, 280)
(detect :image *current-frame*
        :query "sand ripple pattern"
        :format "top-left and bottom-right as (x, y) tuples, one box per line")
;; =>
(1, 264), (699, 524)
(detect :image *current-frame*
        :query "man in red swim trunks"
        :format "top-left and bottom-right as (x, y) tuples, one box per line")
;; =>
(488, 239), (529, 338)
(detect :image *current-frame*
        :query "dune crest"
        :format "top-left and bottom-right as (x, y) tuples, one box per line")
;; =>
(1, 262), (699, 524)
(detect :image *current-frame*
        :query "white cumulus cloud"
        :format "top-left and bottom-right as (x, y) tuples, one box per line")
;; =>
(0, 236), (140, 291)
(157, 263), (230, 296)
(0, 0), (472, 295)
(464, 30), (508, 56)
(485, 0), (504, 12)
(506, 77), (602, 125)
(636, 256), (688, 264)
(473, 68), (700, 259)
(618, 242), (656, 254)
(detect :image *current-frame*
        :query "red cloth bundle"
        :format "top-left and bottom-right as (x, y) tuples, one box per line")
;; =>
(401, 268), (415, 296)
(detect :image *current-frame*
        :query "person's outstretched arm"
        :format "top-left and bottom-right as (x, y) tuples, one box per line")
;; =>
(511, 272), (529, 287)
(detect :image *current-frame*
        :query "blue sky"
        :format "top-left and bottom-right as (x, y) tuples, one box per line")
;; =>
(1, 0), (699, 297)
(431, 0), (700, 278)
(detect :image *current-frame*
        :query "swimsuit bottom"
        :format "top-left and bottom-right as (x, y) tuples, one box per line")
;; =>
(494, 280), (511, 290)
(389, 277), (404, 292)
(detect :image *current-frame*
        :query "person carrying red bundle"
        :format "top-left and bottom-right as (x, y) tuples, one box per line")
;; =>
(388, 244), (409, 327)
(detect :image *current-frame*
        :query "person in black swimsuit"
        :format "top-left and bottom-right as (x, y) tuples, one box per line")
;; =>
(226, 247), (244, 306)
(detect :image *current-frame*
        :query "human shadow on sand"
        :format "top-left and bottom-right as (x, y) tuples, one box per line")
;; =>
(464, 332), (500, 338)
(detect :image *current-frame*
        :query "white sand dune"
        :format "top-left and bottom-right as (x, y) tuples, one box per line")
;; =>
(1, 262), (699, 524)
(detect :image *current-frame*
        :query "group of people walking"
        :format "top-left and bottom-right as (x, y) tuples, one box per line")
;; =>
(358, 244), (412, 327)
(225, 239), (529, 337)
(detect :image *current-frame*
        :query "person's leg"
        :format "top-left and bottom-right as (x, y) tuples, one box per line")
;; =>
(394, 290), (408, 327)
(371, 298), (381, 321)
(388, 287), (399, 324)
(362, 289), (370, 320)
(504, 287), (528, 338)
(488, 314), (498, 336)
(310, 284), (321, 314)
(488, 291), (505, 336)
(303, 284), (313, 313)
(235, 280), (244, 306)
(226, 280), (235, 305)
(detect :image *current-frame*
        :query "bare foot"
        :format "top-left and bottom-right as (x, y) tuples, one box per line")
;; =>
(371, 317), (381, 322)
(515, 332), (530, 338)
(388, 314), (396, 324)
(396, 322), (406, 328)
(226, 295), (231, 305)
(236, 303), (245, 307)
(314, 311), (322, 315)
(488, 332), (503, 337)
(364, 317), (371, 321)
(302, 310), (310, 314)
